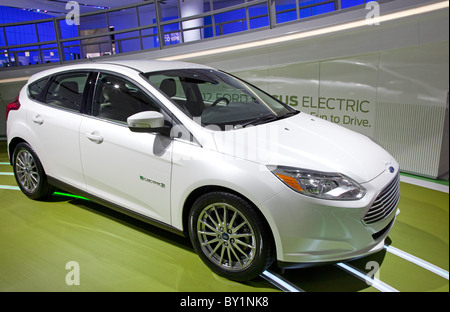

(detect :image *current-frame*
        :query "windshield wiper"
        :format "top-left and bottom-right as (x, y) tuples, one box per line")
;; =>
(236, 110), (299, 128)
(235, 115), (279, 128)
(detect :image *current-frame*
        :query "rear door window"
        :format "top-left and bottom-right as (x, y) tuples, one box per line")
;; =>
(43, 72), (89, 112)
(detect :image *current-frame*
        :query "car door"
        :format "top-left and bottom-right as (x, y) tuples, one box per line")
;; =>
(79, 72), (173, 223)
(26, 71), (91, 190)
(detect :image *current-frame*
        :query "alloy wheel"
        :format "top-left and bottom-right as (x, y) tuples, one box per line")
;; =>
(15, 149), (40, 193)
(196, 202), (256, 272)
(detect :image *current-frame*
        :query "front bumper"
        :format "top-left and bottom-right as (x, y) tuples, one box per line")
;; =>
(261, 168), (400, 265)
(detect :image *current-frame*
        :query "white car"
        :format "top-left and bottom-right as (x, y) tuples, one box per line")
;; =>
(6, 60), (400, 281)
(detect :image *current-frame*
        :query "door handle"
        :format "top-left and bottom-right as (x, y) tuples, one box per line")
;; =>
(32, 115), (44, 125)
(86, 132), (104, 144)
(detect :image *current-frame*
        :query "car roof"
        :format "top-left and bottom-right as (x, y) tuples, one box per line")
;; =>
(104, 60), (213, 72)
(27, 59), (214, 83)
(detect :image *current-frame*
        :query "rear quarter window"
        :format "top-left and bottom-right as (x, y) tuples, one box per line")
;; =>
(28, 78), (49, 100)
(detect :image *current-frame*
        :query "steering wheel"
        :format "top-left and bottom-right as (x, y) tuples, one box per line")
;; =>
(211, 97), (230, 107)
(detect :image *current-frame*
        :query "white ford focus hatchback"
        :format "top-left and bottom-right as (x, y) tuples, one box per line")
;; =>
(6, 60), (400, 281)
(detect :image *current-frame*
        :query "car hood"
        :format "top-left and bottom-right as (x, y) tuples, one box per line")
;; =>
(212, 112), (396, 183)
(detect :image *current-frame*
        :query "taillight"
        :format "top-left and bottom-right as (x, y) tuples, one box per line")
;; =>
(6, 95), (21, 121)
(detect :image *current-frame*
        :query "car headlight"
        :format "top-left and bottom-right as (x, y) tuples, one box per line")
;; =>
(268, 165), (366, 200)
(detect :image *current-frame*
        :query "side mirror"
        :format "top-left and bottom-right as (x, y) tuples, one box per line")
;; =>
(127, 111), (165, 133)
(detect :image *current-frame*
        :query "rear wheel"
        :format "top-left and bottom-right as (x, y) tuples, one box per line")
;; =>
(188, 191), (274, 281)
(13, 142), (55, 200)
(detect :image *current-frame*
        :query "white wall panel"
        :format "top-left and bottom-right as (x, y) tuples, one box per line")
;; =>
(317, 54), (379, 137)
(190, 10), (448, 178)
(375, 41), (448, 177)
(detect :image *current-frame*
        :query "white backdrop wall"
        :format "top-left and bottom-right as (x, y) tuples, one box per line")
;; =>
(187, 10), (449, 178)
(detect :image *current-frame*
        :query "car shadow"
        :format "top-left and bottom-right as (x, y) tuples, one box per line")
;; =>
(51, 192), (283, 291)
(55, 193), (194, 253)
(269, 241), (390, 292)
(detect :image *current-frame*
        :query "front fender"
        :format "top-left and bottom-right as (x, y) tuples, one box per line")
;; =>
(170, 140), (286, 256)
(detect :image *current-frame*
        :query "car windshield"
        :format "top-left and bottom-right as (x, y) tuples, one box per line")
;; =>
(144, 69), (298, 130)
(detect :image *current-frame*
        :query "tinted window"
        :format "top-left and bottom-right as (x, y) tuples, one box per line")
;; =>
(145, 69), (294, 129)
(44, 72), (89, 112)
(28, 78), (49, 100)
(92, 73), (160, 124)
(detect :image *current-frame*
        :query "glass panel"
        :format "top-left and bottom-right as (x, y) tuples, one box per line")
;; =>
(214, 8), (247, 36)
(62, 41), (81, 61)
(114, 30), (139, 40)
(138, 3), (157, 26)
(0, 51), (11, 68)
(249, 3), (269, 29)
(141, 26), (159, 49)
(203, 16), (214, 39)
(159, 0), (180, 21)
(299, 7), (312, 18)
(311, 2), (335, 16)
(142, 36), (159, 50)
(108, 8), (138, 31)
(162, 22), (181, 46)
(213, 0), (245, 10)
(276, 0), (297, 24)
(80, 26), (112, 58)
(15, 50), (41, 66)
(5, 24), (37, 45)
(9, 46), (39, 52)
(341, 0), (365, 9)
(299, 0), (329, 6)
(0, 27), (6, 47)
(41, 49), (60, 63)
(203, 0), (213, 13)
(59, 20), (79, 39)
(79, 13), (107, 31)
(40, 43), (58, 49)
(297, 0), (337, 18)
(114, 31), (141, 53)
(141, 27), (158, 36)
(37, 21), (56, 42)
(63, 48), (82, 61)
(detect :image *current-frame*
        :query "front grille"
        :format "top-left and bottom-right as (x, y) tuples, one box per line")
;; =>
(363, 173), (400, 224)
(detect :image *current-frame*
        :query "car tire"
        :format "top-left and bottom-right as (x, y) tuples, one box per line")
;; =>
(188, 191), (274, 281)
(13, 142), (55, 200)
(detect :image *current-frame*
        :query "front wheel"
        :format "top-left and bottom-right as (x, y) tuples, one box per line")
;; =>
(13, 142), (55, 200)
(188, 192), (274, 281)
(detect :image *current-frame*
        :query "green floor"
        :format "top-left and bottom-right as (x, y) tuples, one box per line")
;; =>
(0, 141), (448, 292)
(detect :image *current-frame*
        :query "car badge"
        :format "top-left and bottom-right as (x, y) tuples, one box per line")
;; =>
(388, 166), (395, 173)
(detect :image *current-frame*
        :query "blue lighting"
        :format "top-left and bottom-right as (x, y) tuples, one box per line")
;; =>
(0, 1), (369, 68)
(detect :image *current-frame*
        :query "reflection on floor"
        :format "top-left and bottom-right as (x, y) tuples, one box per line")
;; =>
(0, 141), (448, 292)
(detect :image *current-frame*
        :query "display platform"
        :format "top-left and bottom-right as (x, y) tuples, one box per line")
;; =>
(0, 141), (448, 292)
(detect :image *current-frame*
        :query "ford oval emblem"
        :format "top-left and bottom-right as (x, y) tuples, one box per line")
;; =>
(389, 166), (395, 173)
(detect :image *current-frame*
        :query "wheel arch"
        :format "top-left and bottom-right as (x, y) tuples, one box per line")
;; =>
(181, 185), (277, 252)
(8, 137), (28, 165)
